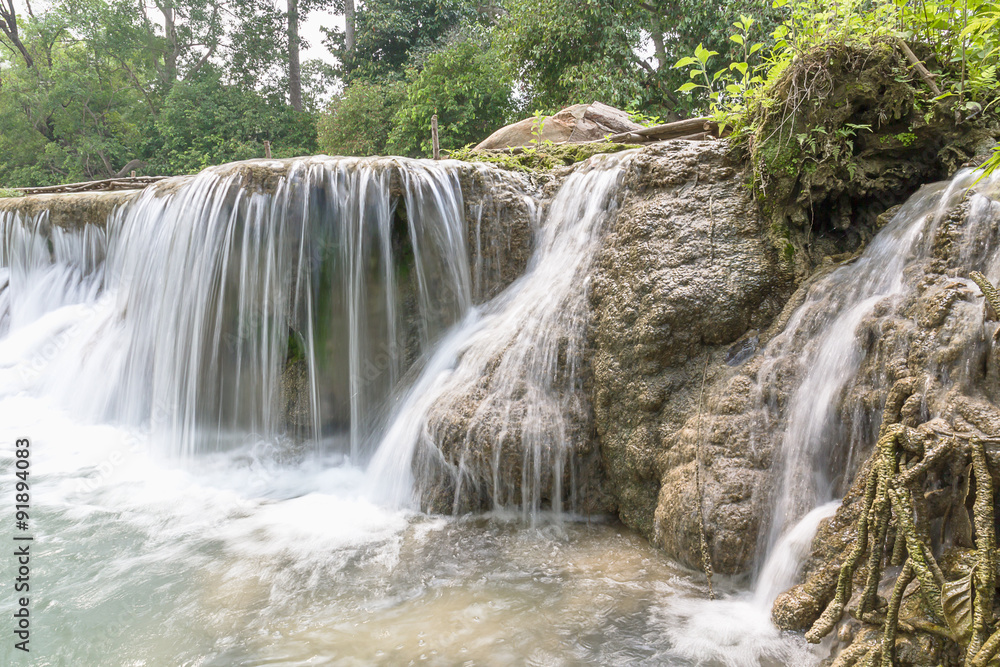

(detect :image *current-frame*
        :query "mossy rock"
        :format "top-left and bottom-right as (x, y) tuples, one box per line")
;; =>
(743, 41), (1000, 278)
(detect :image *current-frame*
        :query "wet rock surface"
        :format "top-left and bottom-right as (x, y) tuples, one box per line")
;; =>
(588, 140), (796, 573)
(0, 189), (142, 229)
(770, 184), (1000, 664)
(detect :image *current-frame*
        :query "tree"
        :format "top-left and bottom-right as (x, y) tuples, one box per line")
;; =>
(495, 0), (647, 112)
(387, 38), (513, 156)
(495, 0), (779, 117)
(317, 78), (406, 156)
(323, 0), (478, 82)
(288, 0), (301, 109)
(0, 0), (34, 70)
(152, 66), (317, 173)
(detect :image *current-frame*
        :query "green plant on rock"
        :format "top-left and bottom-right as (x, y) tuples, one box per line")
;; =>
(672, 16), (767, 132)
(979, 144), (1000, 181)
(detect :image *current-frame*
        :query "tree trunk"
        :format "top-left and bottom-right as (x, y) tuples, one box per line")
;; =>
(0, 0), (35, 70)
(287, 0), (302, 110)
(344, 0), (355, 58)
(649, 14), (667, 70)
(154, 0), (178, 85)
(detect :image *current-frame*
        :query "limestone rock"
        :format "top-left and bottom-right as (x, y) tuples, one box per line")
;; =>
(475, 102), (644, 149)
(589, 140), (795, 572)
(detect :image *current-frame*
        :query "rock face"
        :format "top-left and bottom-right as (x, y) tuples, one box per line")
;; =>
(769, 178), (1000, 664)
(588, 141), (795, 573)
(454, 164), (539, 302)
(475, 102), (644, 149)
(0, 190), (142, 229)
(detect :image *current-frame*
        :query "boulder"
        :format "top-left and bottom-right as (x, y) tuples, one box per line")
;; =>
(475, 102), (644, 149)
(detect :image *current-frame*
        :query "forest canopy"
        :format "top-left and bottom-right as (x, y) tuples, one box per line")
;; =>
(1, 0), (997, 186)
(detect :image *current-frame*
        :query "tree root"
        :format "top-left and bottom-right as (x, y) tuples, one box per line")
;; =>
(802, 272), (1000, 665)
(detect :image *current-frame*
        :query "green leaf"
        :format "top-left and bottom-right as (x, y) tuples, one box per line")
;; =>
(673, 56), (698, 69)
(730, 34), (745, 46)
(677, 82), (701, 93)
(749, 43), (763, 55)
(694, 43), (719, 64)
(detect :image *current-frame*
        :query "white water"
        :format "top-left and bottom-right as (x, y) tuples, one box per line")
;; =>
(369, 155), (626, 514)
(4, 153), (996, 665)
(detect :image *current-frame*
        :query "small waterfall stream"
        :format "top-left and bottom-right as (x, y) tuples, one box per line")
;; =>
(746, 178), (965, 609)
(1, 149), (999, 665)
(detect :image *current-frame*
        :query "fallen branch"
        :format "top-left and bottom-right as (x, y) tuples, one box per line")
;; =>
(896, 38), (943, 97)
(15, 176), (167, 195)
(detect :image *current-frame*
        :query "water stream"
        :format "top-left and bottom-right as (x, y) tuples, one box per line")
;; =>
(1, 152), (997, 665)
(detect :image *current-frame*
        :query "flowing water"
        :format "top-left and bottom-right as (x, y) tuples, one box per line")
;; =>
(1, 151), (997, 666)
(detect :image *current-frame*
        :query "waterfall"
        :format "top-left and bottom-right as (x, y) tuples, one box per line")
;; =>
(6, 144), (1000, 666)
(0, 157), (473, 460)
(368, 152), (630, 514)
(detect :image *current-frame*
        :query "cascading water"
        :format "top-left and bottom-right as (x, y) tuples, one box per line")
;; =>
(3, 143), (998, 666)
(3, 158), (473, 460)
(0, 153), (722, 666)
(369, 154), (625, 515)
(751, 173), (980, 606)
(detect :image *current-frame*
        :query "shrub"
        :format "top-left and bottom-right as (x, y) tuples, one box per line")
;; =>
(316, 79), (407, 157)
(387, 40), (514, 157)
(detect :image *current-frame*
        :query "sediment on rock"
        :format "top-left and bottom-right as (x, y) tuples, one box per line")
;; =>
(589, 140), (795, 573)
(771, 182), (1000, 666)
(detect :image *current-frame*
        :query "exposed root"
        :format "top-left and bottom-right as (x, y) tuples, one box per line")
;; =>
(880, 560), (915, 667)
(806, 272), (1000, 666)
(831, 639), (881, 667)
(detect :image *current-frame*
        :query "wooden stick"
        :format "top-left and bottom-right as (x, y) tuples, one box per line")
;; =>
(896, 38), (943, 96)
(16, 176), (167, 195)
(263, 140), (272, 159)
(606, 116), (716, 143)
(431, 114), (440, 160)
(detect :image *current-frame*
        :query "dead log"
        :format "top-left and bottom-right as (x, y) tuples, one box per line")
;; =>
(896, 38), (943, 97)
(17, 176), (167, 195)
(606, 116), (717, 142)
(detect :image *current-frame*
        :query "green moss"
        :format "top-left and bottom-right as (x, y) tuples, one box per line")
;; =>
(447, 142), (639, 172)
(0, 188), (23, 198)
(895, 132), (917, 147)
(286, 331), (307, 364)
(783, 241), (795, 263)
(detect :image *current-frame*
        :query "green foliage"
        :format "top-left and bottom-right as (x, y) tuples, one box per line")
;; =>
(152, 68), (318, 174)
(387, 39), (514, 157)
(977, 143), (1000, 179)
(494, 0), (644, 111)
(0, 188), (24, 198)
(674, 0), (1000, 132)
(0, 0), (318, 186)
(317, 79), (407, 156)
(324, 0), (480, 82)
